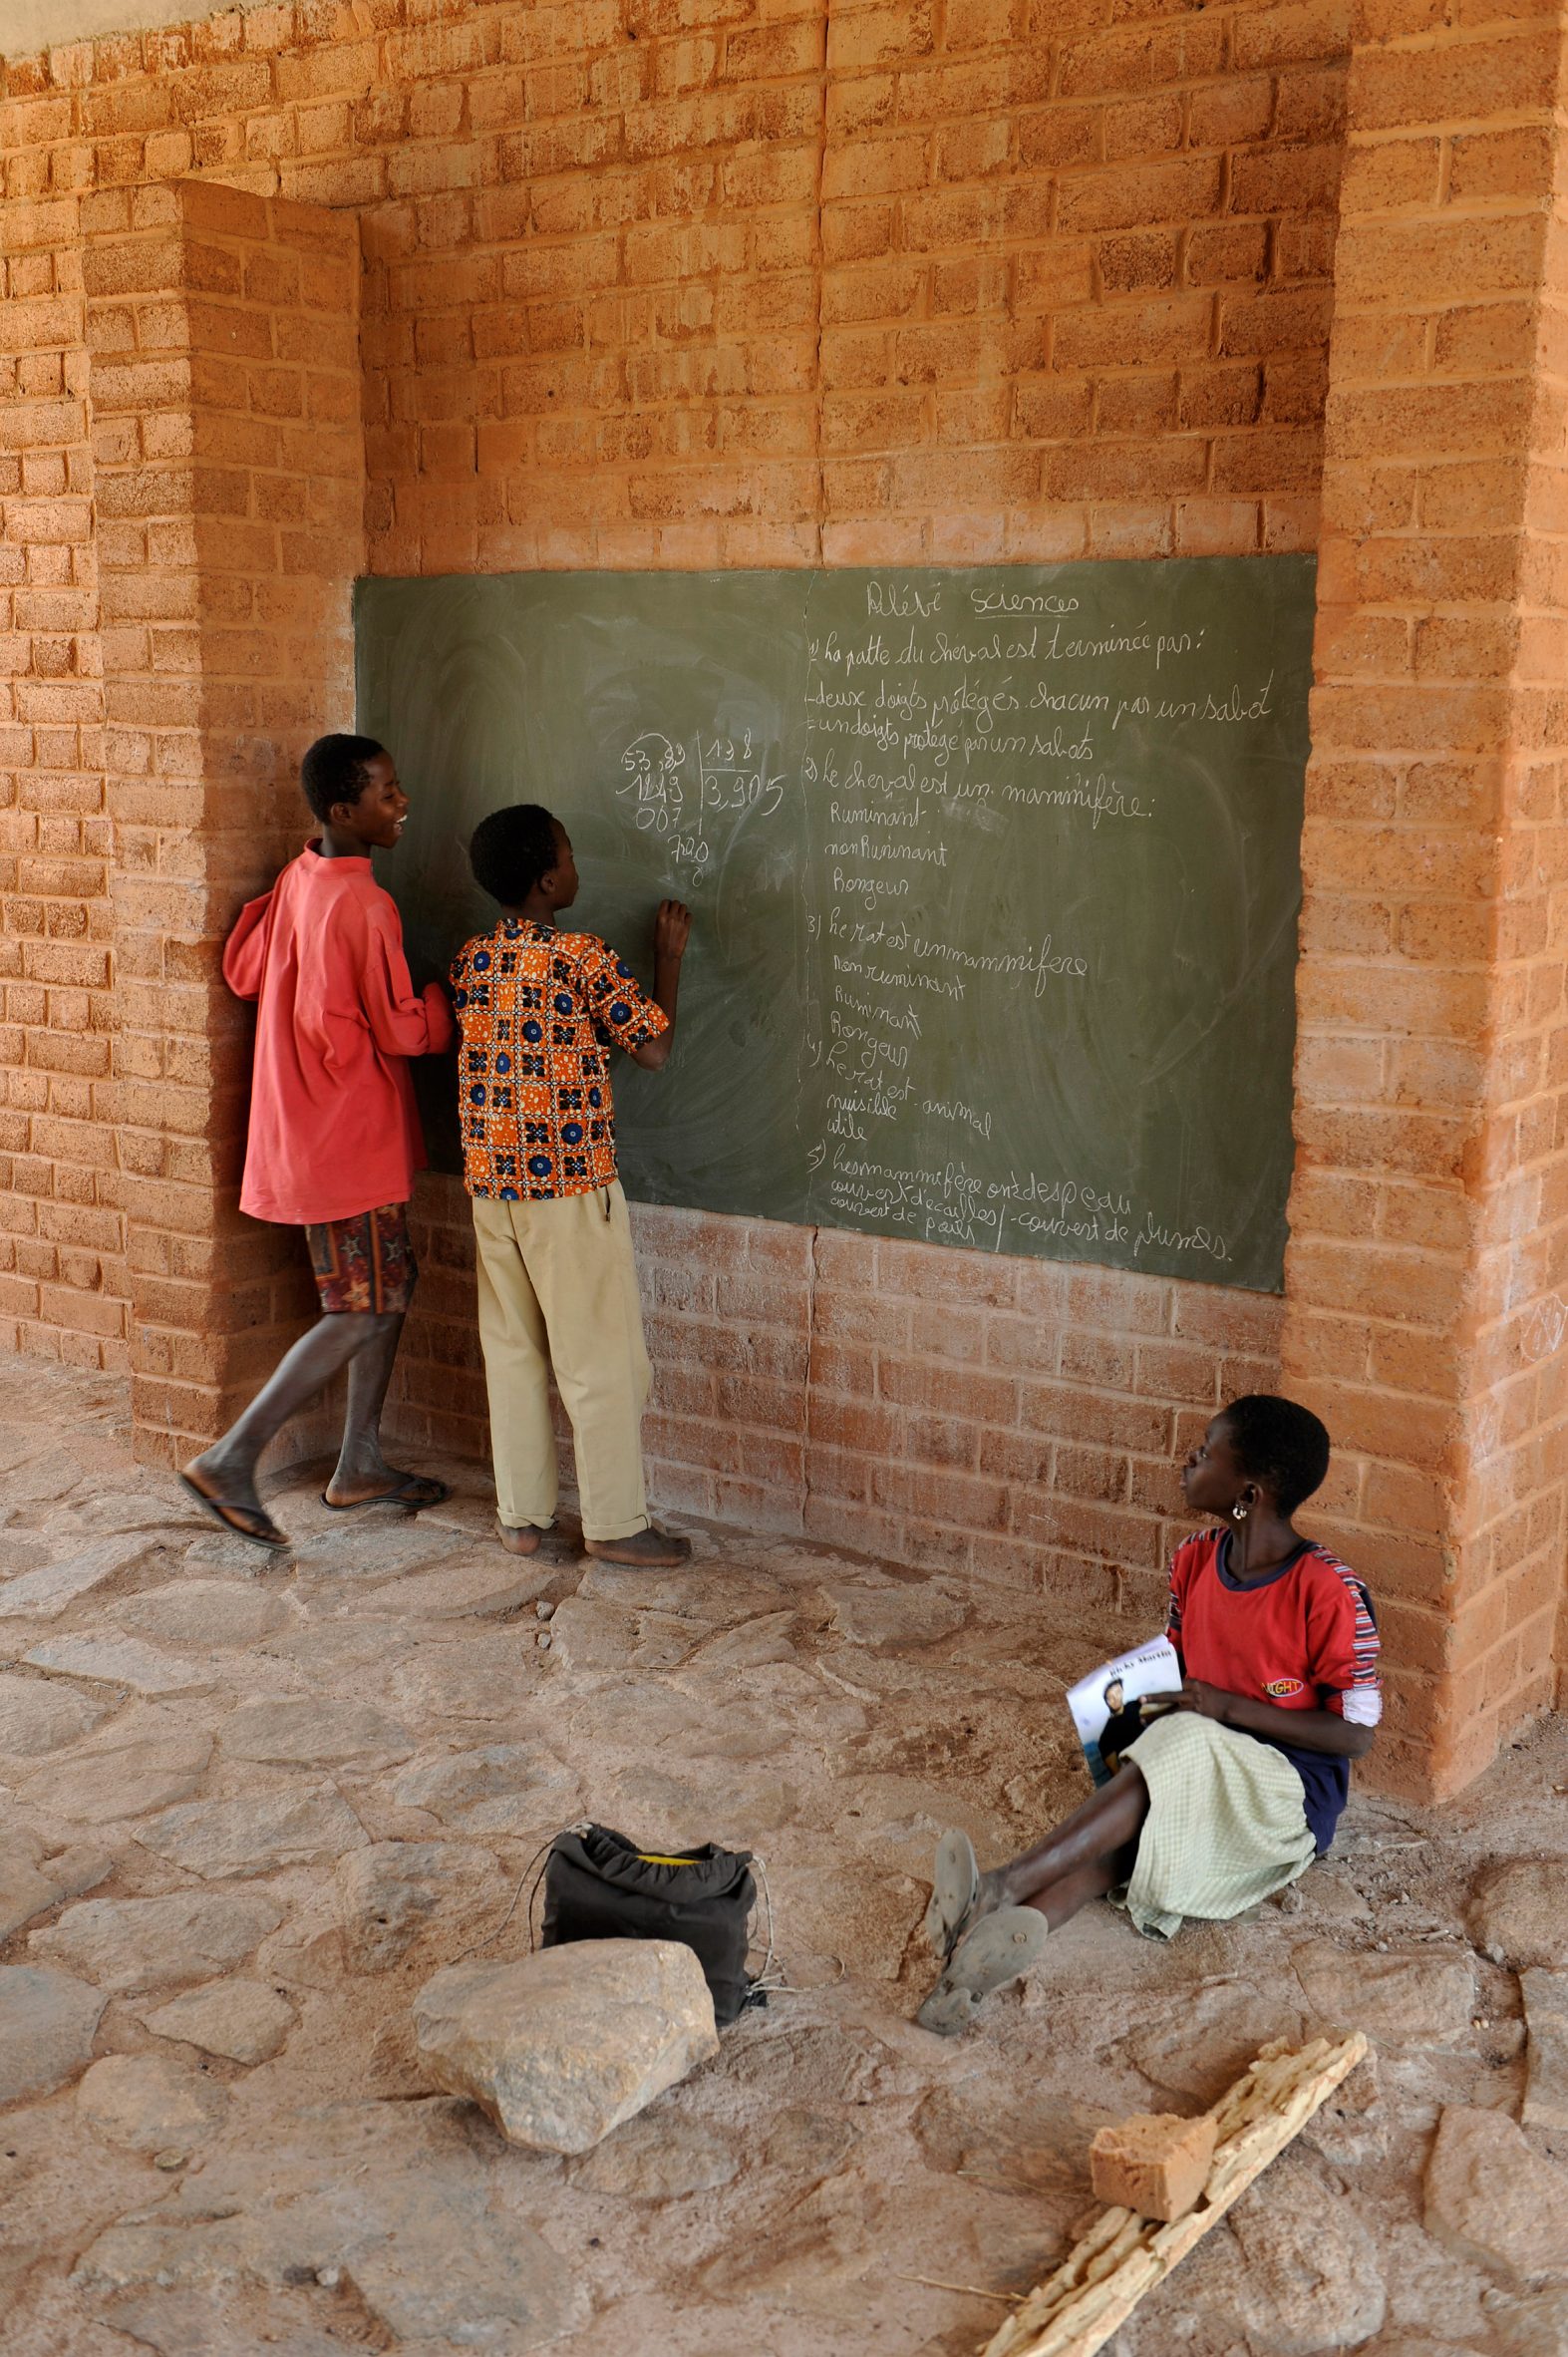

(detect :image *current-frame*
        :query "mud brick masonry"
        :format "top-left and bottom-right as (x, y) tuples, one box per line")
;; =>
(4, 0), (1568, 1801)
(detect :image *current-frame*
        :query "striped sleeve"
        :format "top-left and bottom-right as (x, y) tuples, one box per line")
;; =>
(1309, 1549), (1382, 1727)
(1164, 1533), (1208, 1667)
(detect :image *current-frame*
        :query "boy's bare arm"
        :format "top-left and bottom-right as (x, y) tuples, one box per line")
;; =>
(1171, 1679), (1375, 1760)
(632, 899), (692, 1071)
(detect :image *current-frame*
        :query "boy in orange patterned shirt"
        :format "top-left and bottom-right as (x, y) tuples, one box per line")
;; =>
(450, 804), (693, 1566)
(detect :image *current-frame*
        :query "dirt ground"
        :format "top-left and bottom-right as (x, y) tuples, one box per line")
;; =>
(2, 1350), (1566, 2357)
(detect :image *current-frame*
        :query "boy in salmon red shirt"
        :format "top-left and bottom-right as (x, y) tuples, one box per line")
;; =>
(179, 735), (455, 1549)
(916, 1394), (1381, 2033)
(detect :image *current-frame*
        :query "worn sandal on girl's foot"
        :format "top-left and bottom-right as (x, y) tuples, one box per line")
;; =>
(177, 1471), (290, 1552)
(924, 1829), (979, 1957)
(916, 1905), (1050, 2038)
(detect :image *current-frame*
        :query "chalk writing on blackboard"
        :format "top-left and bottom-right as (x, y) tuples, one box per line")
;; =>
(358, 557), (1312, 1289)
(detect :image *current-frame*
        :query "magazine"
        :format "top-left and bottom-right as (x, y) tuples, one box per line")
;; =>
(1066, 1635), (1182, 1787)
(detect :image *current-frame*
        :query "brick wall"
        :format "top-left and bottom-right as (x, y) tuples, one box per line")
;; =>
(1280, 0), (1568, 1794)
(4, 0), (1568, 1797)
(393, 1177), (1283, 1623)
(1, 168), (121, 1367)
(354, 0), (1344, 573)
(81, 176), (363, 1462)
(1, 6), (1340, 1418)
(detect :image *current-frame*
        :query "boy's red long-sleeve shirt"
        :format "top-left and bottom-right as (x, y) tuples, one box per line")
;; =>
(224, 843), (455, 1226)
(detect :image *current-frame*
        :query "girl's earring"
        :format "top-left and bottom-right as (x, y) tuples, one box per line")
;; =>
(1232, 1502), (1248, 1521)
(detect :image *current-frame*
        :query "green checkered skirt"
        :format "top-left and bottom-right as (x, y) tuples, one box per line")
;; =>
(1117, 1711), (1316, 1941)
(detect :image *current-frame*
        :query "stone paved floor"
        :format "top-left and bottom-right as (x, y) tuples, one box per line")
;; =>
(2, 1352), (1567, 2357)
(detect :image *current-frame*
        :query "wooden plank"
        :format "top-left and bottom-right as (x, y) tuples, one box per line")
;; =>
(979, 2031), (1370, 2357)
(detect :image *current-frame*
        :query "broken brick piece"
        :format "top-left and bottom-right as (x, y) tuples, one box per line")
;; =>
(1089, 2109), (1219, 2221)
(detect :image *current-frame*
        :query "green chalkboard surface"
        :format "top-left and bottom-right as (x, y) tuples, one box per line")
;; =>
(355, 558), (1313, 1291)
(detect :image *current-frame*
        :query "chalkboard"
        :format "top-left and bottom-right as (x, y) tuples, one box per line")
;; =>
(355, 558), (1314, 1292)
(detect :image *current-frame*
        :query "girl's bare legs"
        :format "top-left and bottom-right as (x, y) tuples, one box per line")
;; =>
(921, 1766), (1154, 2031)
(998, 1762), (1150, 1911)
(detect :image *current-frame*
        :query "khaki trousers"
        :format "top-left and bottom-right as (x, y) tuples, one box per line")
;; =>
(471, 1182), (652, 1542)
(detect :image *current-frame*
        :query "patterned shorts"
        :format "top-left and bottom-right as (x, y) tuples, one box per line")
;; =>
(304, 1202), (418, 1315)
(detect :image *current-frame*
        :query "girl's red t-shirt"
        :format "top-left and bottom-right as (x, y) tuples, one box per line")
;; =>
(1165, 1528), (1381, 1852)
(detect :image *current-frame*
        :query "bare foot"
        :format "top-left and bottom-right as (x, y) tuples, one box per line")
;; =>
(965, 1869), (1006, 1939)
(498, 1516), (583, 1558)
(584, 1524), (692, 1568)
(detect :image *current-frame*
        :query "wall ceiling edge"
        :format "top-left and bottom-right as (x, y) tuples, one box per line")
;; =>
(5, 0), (275, 62)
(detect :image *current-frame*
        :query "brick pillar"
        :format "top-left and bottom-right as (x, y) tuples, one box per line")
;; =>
(82, 179), (364, 1467)
(1283, 3), (1568, 1797)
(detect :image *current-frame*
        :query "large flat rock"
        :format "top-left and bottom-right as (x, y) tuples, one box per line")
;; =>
(136, 1785), (369, 1878)
(119, 1580), (293, 1648)
(221, 1696), (415, 1770)
(0, 1534), (162, 1621)
(1291, 1938), (1476, 2051)
(823, 1578), (968, 1649)
(1488, 2291), (1568, 2357)
(0, 1831), (62, 1944)
(0, 1963), (105, 2103)
(388, 1632), (541, 1721)
(571, 2111), (737, 2198)
(1424, 2106), (1568, 2287)
(0, 1827), (106, 1943)
(1522, 1968), (1568, 2134)
(414, 1938), (720, 2153)
(576, 1556), (785, 1623)
(142, 1976), (297, 2065)
(23, 1634), (215, 1695)
(71, 2098), (589, 2349)
(32, 1888), (285, 1994)
(78, 2051), (229, 2153)
(688, 1611), (801, 1670)
(1199, 2155), (1386, 2354)
(0, 1445), (100, 1508)
(335, 1841), (496, 1971)
(290, 1522), (473, 1583)
(546, 1594), (698, 1674)
(62, 1484), (202, 1530)
(339, 1555), (548, 1620)
(260, 1615), (410, 1673)
(1123, 1977), (1307, 2102)
(1469, 1857), (1568, 1970)
(21, 1710), (212, 1825)
(564, 1681), (779, 1763)
(390, 1742), (581, 1836)
(0, 1670), (111, 1757)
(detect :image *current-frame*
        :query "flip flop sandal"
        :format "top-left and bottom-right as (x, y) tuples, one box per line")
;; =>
(320, 1477), (454, 1512)
(916, 1904), (1050, 2038)
(177, 1473), (291, 1552)
(923, 1828), (980, 1958)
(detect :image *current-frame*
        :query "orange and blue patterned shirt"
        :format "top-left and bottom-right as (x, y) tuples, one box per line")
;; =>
(449, 918), (668, 1200)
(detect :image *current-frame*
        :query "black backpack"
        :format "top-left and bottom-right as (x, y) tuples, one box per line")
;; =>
(539, 1823), (759, 2027)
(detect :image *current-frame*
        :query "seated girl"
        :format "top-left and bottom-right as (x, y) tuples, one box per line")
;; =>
(918, 1394), (1382, 2035)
